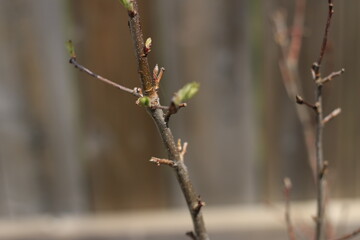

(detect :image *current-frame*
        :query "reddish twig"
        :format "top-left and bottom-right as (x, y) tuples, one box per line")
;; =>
(313, 2), (335, 240)
(69, 57), (142, 97)
(288, 0), (306, 65)
(125, 2), (209, 239)
(273, 4), (317, 181)
(331, 227), (360, 240)
(284, 178), (296, 240)
(317, 0), (334, 67)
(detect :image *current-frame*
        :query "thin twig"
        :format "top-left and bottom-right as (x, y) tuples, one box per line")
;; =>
(149, 157), (176, 167)
(323, 108), (341, 125)
(69, 57), (142, 97)
(288, 0), (306, 65)
(296, 95), (317, 111)
(320, 69), (345, 85)
(284, 178), (296, 240)
(317, 0), (334, 67)
(331, 227), (360, 240)
(313, 1), (335, 240)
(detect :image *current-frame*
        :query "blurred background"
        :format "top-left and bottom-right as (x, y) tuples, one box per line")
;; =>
(1, 0), (360, 239)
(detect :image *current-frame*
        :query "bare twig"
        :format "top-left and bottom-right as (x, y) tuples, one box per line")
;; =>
(288, 0), (306, 65)
(313, 2), (335, 240)
(317, 1), (334, 67)
(273, 4), (317, 180)
(323, 108), (341, 125)
(331, 227), (360, 240)
(284, 178), (296, 240)
(320, 69), (345, 85)
(69, 57), (142, 97)
(186, 231), (197, 240)
(296, 95), (317, 111)
(149, 157), (176, 167)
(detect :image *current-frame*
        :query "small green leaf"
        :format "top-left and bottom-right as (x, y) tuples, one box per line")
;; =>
(66, 40), (76, 58)
(118, 0), (134, 11)
(145, 38), (152, 50)
(138, 96), (151, 107)
(173, 82), (200, 106)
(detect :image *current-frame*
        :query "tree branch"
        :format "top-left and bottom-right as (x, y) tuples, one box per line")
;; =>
(331, 227), (360, 240)
(273, 5), (317, 181)
(126, 2), (209, 239)
(69, 57), (142, 97)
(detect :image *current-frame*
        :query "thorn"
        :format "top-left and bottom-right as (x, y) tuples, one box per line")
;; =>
(321, 68), (345, 84)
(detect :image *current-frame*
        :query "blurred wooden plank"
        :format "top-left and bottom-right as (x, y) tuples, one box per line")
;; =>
(71, 0), (168, 210)
(0, 0), (87, 214)
(1, 200), (360, 240)
(155, 0), (258, 205)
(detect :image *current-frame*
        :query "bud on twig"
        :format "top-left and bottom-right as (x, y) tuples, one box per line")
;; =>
(144, 37), (152, 56)
(136, 96), (151, 107)
(173, 82), (200, 106)
(118, 0), (134, 12)
(66, 40), (76, 59)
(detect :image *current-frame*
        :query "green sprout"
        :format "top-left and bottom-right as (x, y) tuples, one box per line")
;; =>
(173, 82), (200, 106)
(66, 40), (76, 58)
(137, 96), (151, 107)
(118, 0), (134, 12)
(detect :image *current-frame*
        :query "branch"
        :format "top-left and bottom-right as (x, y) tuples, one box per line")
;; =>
(322, 108), (341, 125)
(125, 2), (209, 239)
(69, 57), (142, 97)
(273, 5), (317, 181)
(317, 0), (334, 67)
(313, 1), (335, 240)
(284, 178), (296, 240)
(331, 227), (360, 240)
